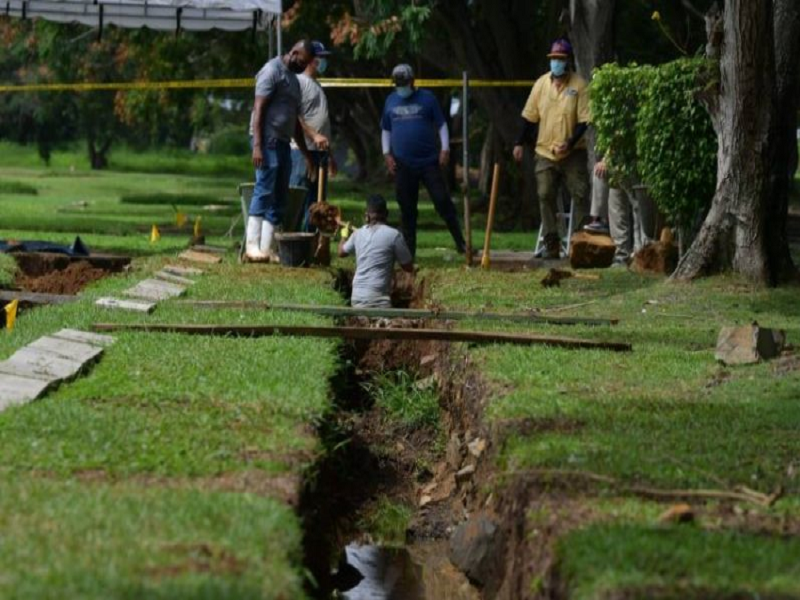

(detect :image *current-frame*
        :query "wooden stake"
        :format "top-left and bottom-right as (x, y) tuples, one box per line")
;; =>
(481, 162), (501, 270)
(317, 165), (325, 204)
(92, 323), (632, 352)
(176, 301), (619, 326)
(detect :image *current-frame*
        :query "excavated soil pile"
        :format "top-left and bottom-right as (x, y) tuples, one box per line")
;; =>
(631, 241), (679, 275)
(308, 202), (341, 233)
(16, 260), (110, 295)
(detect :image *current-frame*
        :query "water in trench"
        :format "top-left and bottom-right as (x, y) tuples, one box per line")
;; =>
(337, 541), (479, 600)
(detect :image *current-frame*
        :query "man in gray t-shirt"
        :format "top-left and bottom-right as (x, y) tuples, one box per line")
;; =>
(339, 195), (414, 308)
(245, 40), (328, 262)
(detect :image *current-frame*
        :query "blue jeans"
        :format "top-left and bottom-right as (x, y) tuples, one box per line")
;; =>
(249, 138), (291, 226)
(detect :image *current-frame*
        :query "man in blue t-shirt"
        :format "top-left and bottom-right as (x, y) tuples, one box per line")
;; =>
(381, 64), (466, 257)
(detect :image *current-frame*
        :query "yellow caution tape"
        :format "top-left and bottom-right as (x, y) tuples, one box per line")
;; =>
(4, 299), (18, 331)
(0, 77), (535, 93)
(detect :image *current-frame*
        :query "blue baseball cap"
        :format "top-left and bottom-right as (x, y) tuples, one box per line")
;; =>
(311, 41), (332, 57)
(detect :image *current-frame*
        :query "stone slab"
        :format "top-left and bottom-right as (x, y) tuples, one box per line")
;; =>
(154, 271), (195, 286)
(52, 329), (116, 347)
(0, 373), (51, 409)
(715, 324), (786, 365)
(0, 347), (85, 382)
(28, 336), (103, 364)
(163, 265), (203, 276)
(96, 297), (157, 313)
(191, 244), (227, 255)
(123, 279), (186, 301)
(179, 250), (222, 265)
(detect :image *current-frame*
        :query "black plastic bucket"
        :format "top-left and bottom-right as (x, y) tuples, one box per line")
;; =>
(275, 233), (315, 267)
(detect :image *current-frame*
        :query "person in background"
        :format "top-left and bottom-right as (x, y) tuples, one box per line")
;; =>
(338, 194), (414, 308)
(513, 38), (590, 259)
(246, 40), (328, 262)
(290, 40), (338, 231)
(594, 158), (656, 266)
(381, 63), (466, 258)
(585, 170), (610, 234)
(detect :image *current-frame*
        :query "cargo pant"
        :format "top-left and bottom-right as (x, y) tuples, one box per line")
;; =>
(535, 149), (589, 239)
(608, 184), (656, 261)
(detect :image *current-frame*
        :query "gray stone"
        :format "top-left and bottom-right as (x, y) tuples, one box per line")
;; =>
(96, 297), (157, 313)
(715, 324), (786, 365)
(52, 329), (116, 347)
(0, 373), (51, 409)
(449, 515), (505, 588)
(0, 347), (85, 382)
(456, 464), (476, 483)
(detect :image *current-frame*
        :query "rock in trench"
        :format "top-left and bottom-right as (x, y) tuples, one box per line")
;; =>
(449, 515), (505, 589)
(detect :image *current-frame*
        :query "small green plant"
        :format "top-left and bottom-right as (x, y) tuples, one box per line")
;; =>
(357, 496), (414, 545)
(0, 180), (38, 195)
(364, 370), (440, 429)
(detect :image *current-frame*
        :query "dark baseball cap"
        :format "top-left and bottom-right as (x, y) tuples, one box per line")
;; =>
(311, 41), (332, 57)
(391, 64), (414, 85)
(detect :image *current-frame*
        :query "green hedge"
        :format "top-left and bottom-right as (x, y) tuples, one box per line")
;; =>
(592, 58), (717, 228)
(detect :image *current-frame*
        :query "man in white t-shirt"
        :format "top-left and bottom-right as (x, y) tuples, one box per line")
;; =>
(290, 40), (338, 231)
(339, 195), (414, 308)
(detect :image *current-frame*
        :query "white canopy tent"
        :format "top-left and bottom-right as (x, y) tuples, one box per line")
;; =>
(5, 0), (282, 44)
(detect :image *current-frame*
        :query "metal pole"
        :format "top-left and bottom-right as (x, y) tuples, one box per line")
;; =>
(276, 1), (283, 55)
(462, 71), (473, 266)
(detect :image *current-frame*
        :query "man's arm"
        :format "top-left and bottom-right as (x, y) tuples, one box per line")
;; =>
(394, 232), (414, 272)
(381, 128), (396, 175)
(513, 118), (539, 163)
(252, 95), (271, 168)
(338, 228), (356, 258)
(298, 117), (329, 150)
(438, 122), (450, 167)
(555, 122), (588, 157)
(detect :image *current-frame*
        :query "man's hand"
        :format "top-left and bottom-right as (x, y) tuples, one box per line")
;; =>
(439, 149), (450, 168)
(312, 133), (329, 151)
(512, 145), (524, 163)
(329, 155), (338, 178)
(384, 153), (397, 175)
(555, 142), (570, 157)
(252, 145), (264, 169)
(594, 160), (607, 179)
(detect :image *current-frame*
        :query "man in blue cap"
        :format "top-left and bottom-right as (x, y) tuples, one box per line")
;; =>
(381, 63), (466, 258)
(291, 40), (338, 230)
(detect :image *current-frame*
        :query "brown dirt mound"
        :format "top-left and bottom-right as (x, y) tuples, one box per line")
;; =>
(569, 231), (616, 269)
(308, 201), (341, 233)
(16, 260), (109, 295)
(631, 242), (679, 275)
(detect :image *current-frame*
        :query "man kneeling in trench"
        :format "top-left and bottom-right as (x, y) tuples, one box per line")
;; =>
(338, 195), (414, 308)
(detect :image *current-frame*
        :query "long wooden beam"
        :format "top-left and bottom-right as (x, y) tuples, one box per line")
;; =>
(175, 301), (618, 327)
(91, 323), (632, 352)
(0, 290), (78, 305)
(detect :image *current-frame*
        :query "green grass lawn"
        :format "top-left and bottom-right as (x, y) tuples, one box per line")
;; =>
(1, 142), (800, 598)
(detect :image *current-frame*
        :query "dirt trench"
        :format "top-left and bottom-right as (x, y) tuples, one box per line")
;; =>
(300, 271), (550, 599)
(8, 253), (125, 295)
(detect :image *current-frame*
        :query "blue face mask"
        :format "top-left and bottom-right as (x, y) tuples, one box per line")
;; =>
(396, 86), (414, 99)
(550, 59), (568, 77)
(316, 58), (328, 75)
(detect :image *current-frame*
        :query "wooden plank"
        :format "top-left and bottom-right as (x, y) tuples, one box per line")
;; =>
(0, 347), (86, 382)
(96, 297), (157, 313)
(52, 329), (116, 348)
(179, 250), (222, 264)
(28, 336), (103, 363)
(123, 279), (186, 301)
(0, 373), (51, 409)
(163, 265), (203, 276)
(154, 271), (195, 286)
(191, 244), (228, 255)
(176, 301), (618, 327)
(0, 290), (78, 306)
(92, 323), (632, 352)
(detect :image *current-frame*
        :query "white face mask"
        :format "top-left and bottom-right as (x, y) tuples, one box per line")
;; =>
(396, 86), (414, 99)
(316, 58), (328, 75)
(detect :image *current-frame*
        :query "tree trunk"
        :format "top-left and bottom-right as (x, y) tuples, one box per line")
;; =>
(565, 0), (617, 80)
(672, 0), (783, 283)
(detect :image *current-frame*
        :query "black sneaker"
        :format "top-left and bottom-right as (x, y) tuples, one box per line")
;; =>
(583, 219), (610, 235)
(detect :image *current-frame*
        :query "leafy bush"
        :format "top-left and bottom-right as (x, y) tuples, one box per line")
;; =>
(591, 63), (654, 188)
(636, 58), (717, 228)
(591, 58), (717, 228)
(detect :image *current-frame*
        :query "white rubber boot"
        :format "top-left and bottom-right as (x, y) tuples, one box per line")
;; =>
(245, 216), (268, 261)
(260, 219), (278, 263)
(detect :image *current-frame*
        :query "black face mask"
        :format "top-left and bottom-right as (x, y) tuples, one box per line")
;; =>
(288, 59), (305, 74)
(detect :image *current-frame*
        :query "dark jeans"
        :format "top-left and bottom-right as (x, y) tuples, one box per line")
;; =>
(249, 138), (291, 226)
(395, 160), (465, 257)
